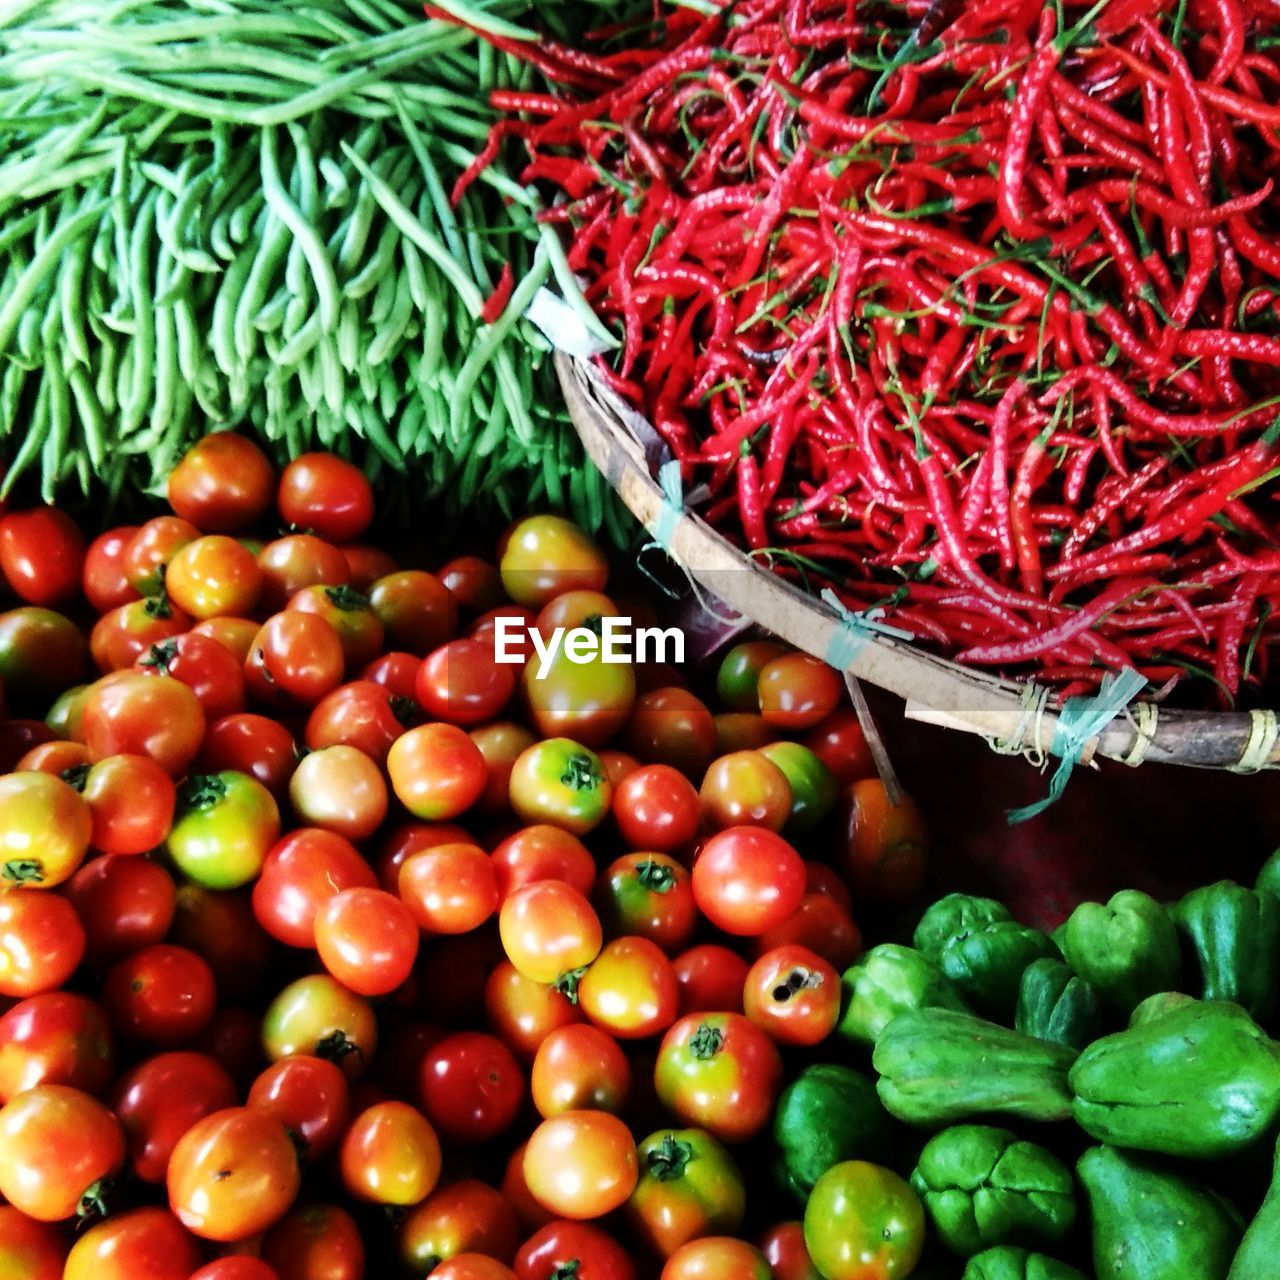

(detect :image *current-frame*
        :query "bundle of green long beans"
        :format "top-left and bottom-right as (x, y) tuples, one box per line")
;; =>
(0, 0), (632, 537)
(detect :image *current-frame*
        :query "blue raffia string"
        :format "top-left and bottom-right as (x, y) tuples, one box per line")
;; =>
(819, 587), (914, 671)
(1007, 667), (1148, 824)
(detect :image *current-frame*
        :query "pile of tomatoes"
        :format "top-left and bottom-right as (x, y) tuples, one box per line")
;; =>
(0, 433), (929, 1280)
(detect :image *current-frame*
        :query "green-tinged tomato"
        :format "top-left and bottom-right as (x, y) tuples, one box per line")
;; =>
(716, 642), (788, 712)
(509, 738), (613, 836)
(45, 684), (89, 739)
(627, 1128), (746, 1258)
(661, 1238), (771, 1280)
(596, 853), (697, 953)
(499, 516), (609, 607)
(0, 772), (90, 889)
(166, 772), (281, 889)
(522, 637), (636, 749)
(262, 975), (377, 1080)
(758, 742), (837, 834)
(0, 607), (87, 710)
(803, 1161), (925, 1280)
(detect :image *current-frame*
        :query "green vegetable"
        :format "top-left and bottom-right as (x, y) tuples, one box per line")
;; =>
(1228, 1139), (1280, 1279)
(939, 922), (1057, 1019)
(1015, 958), (1104, 1051)
(1078, 1145), (1242, 1280)
(1173, 880), (1280, 1022)
(910, 1125), (1075, 1257)
(836, 944), (969, 1046)
(1060, 890), (1180, 1013)
(1257, 848), (1280, 901)
(962, 1247), (1089, 1280)
(1128, 990), (1197, 1027)
(772, 1063), (891, 1201)
(914, 893), (1012, 963)
(757, 741), (837, 834)
(873, 1008), (1077, 1127)
(1070, 1001), (1280, 1158)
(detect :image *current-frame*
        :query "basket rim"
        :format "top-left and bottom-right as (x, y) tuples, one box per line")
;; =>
(556, 351), (1279, 773)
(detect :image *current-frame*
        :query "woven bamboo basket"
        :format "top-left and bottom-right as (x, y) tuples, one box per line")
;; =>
(556, 352), (1280, 774)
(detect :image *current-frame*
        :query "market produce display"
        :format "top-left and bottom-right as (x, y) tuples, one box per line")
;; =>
(0, 0), (629, 536)
(456, 0), (1280, 700)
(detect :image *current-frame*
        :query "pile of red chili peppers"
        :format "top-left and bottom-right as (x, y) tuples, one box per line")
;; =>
(443, 0), (1280, 702)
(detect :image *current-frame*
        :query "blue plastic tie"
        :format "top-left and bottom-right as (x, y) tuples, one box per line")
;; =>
(649, 459), (684, 552)
(820, 587), (914, 671)
(1007, 667), (1148, 824)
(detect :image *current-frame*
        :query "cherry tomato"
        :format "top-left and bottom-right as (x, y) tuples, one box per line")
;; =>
(138, 632), (247, 722)
(63, 1207), (201, 1280)
(198, 713), (298, 797)
(759, 1221), (822, 1280)
(388, 723), (487, 821)
(471, 721), (537, 815)
(754, 893), (862, 971)
(627, 1128), (746, 1258)
(521, 631), (635, 748)
(757, 656), (841, 730)
(653, 1013), (782, 1143)
(0, 507), (85, 606)
(0, 1084), (124, 1221)
(515, 1220), (636, 1280)
(165, 536), (263, 619)
(111, 1051), (238, 1183)
(261, 1203), (364, 1280)
(288, 585), (385, 670)
(579, 936), (679, 1039)
(103, 944), (216, 1047)
(192, 616), (262, 664)
(531, 1024), (631, 1118)
(257, 536), (351, 613)
(168, 884), (273, 1002)
(699, 752), (792, 833)
(368, 570), (456, 654)
(596, 852), (696, 953)
(340, 1100), (441, 1206)
(360, 650), (421, 700)
(0, 890), (83, 998)
(278, 454), (374, 544)
(716, 641), (788, 712)
(419, 1031), (524, 1143)
(0, 992), (114, 1102)
(167, 1106), (300, 1242)
(315, 887), (418, 997)
(398, 1180), (519, 1273)
(840, 780), (927, 905)
(661, 1237), (771, 1280)
(399, 841), (498, 934)
(508, 738), (612, 836)
(439, 555), (505, 614)
(82, 526), (141, 613)
(79, 672), (205, 777)
(262, 974), (377, 1080)
(802, 710), (876, 786)
(305, 679), (413, 766)
(376, 820), (472, 893)
(499, 516), (609, 606)
(500, 880), (602, 986)
(123, 517), (199, 596)
(68, 855), (172, 968)
(248, 1055), (351, 1164)
(253, 828), (377, 948)
(15, 738), (90, 774)
(612, 765), (701, 854)
(524, 1111), (638, 1219)
(342, 543), (399, 591)
(0, 606), (87, 708)
(600, 750), (641, 789)
(72, 754), (173, 857)
(673, 946), (749, 1016)
(167, 771), (281, 889)
(483, 960), (584, 1061)
(417, 637), (516, 725)
(625, 688), (717, 778)
(742, 945), (840, 1046)
(491, 824), (596, 900)
(289, 745), (388, 841)
(802, 1162), (924, 1280)
(90, 598), (193, 674)
(168, 433), (275, 531)
(713, 713), (778, 753)
(245, 612), (345, 710)
(692, 827), (805, 936)
(758, 742), (838, 834)
(0, 771), (90, 888)
(433, 1257), (518, 1280)
(0, 1204), (65, 1280)
(502, 1139), (554, 1233)
(189, 1260), (279, 1280)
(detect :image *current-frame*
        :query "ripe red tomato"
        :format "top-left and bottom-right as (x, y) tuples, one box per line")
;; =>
(262, 974), (378, 1080)
(399, 841), (498, 934)
(757, 655), (842, 730)
(596, 853), (697, 953)
(111, 1051), (238, 1183)
(247, 1055), (351, 1163)
(0, 606), (87, 709)
(531, 1024), (631, 1118)
(754, 893), (862, 971)
(0, 1204), (66, 1280)
(419, 1031), (524, 1144)
(0, 890), (84, 997)
(342, 543), (399, 591)
(368, 570), (456, 654)
(339, 1101), (441, 1206)
(168, 433), (275, 532)
(245, 612), (345, 710)
(82, 526), (141, 613)
(612, 765), (701, 853)
(661, 1237), (771, 1280)
(253, 828), (377, 948)
(198, 713), (298, 797)
(499, 516), (609, 606)
(166, 536), (263, 620)
(278, 453), (374, 544)
(192, 616), (261, 664)
(499, 880), (603, 986)
(360, 650), (421, 700)
(262, 1203), (364, 1280)
(759, 1220), (822, 1280)
(90, 598), (193, 673)
(376, 820), (473, 893)
(742, 945), (841, 1046)
(0, 506), (85, 605)
(305, 679), (413, 766)
(66, 855), (174, 964)
(167, 1106), (300, 1241)
(168, 884), (273, 1002)
(471, 721), (538, 815)
(123, 517), (199, 595)
(483, 960), (584, 1061)
(803, 709), (876, 786)
(388, 723), (487, 821)
(523, 1111), (638, 1219)
(397, 1180), (520, 1274)
(578, 936), (680, 1039)
(78, 753), (177, 855)
(314, 887), (419, 997)
(15, 738), (90, 774)
(189, 1260), (279, 1280)
(691, 828), (805, 936)
(653, 1013), (783, 1143)
(673, 945), (749, 1016)
(62, 1207), (201, 1280)
(137, 632), (247, 721)
(288, 585), (385, 670)
(103, 944), (216, 1047)
(0, 1084), (125, 1221)
(515, 1220), (636, 1280)
(699, 751), (792, 833)
(289, 745), (388, 841)
(625, 688), (717, 779)
(79, 672), (206, 778)
(0, 992), (114, 1102)
(490, 824), (596, 900)
(417, 637), (516, 725)
(433, 1257), (518, 1280)
(0, 770), (91, 888)
(257, 535), (351, 613)
(439, 555), (505, 614)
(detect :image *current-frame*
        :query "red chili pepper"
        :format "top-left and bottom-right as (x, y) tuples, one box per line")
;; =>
(479, 263), (515, 325)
